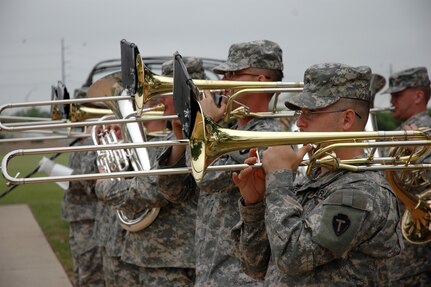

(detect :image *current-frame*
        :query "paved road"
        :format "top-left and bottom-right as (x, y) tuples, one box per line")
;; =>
(0, 204), (72, 287)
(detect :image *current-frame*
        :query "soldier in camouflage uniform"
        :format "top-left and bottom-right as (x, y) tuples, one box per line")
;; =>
(380, 67), (431, 286)
(383, 67), (431, 130)
(64, 137), (104, 286)
(232, 63), (403, 286)
(91, 73), (141, 286)
(95, 58), (206, 287)
(157, 40), (286, 286)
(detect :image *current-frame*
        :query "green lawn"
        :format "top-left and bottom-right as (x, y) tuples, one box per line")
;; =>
(0, 152), (73, 280)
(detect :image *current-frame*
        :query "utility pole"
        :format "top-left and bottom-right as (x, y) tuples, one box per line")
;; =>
(61, 38), (66, 84)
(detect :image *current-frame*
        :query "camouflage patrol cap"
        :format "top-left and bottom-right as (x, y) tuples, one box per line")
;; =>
(370, 73), (386, 96)
(284, 63), (372, 110)
(382, 67), (430, 94)
(161, 57), (207, 79)
(212, 40), (283, 74)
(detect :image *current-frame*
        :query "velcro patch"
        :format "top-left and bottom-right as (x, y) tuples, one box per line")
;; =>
(332, 213), (350, 236)
(313, 190), (370, 257)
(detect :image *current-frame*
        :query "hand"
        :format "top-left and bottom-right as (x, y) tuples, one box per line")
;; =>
(232, 148), (266, 205)
(167, 119), (187, 166)
(108, 124), (122, 140)
(171, 119), (184, 140)
(199, 90), (226, 123)
(97, 164), (107, 174)
(262, 144), (312, 173)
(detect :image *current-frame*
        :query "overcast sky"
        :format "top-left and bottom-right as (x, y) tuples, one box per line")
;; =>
(0, 0), (430, 112)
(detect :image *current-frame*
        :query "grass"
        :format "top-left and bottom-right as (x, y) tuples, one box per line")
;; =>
(0, 152), (74, 280)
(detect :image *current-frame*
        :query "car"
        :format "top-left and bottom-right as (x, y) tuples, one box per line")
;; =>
(73, 56), (225, 99)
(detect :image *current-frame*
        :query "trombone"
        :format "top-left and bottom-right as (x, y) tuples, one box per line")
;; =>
(0, 74), (302, 133)
(3, 98), (431, 244)
(2, 113), (430, 184)
(0, 96), (172, 133)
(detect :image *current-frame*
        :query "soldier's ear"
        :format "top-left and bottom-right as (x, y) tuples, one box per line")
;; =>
(415, 89), (425, 104)
(341, 109), (356, 131)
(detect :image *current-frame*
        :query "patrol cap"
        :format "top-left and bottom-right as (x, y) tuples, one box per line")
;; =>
(284, 63), (372, 110)
(161, 57), (207, 79)
(212, 40), (283, 75)
(382, 67), (430, 94)
(370, 73), (386, 96)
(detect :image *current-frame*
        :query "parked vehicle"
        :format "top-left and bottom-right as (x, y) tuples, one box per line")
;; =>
(73, 57), (224, 99)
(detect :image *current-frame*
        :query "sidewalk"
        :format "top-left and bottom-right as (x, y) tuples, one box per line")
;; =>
(0, 204), (72, 287)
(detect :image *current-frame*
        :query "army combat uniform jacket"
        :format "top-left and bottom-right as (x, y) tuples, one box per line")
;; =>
(158, 117), (285, 287)
(63, 137), (105, 286)
(95, 132), (198, 270)
(234, 166), (403, 286)
(62, 137), (99, 222)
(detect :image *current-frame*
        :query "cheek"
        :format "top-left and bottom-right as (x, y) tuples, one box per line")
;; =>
(318, 116), (340, 132)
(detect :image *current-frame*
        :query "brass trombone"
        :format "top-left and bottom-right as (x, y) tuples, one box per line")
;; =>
(0, 95), (173, 133)
(3, 101), (431, 243)
(2, 115), (430, 184)
(0, 74), (302, 133)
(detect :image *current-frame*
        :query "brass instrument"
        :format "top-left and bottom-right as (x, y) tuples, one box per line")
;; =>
(120, 42), (304, 115)
(3, 119), (429, 183)
(225, 88), (302, 121)
(3, 107), (431, 244)
(92, 115), (160, 232)
(89, 43), (162, 232)
(0, 94), (172, 133)
(0, 76), (302, 134)
(384, 144), (431, 244)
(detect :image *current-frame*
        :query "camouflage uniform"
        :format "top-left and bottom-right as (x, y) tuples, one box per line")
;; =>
(235, 167), (402, 286)
(95, 58), (206, 287)
(381, 67), (431, 286)
(158, 40), (285, 286)
(96, 132), (198, 287)
(63, 137), (104, 287)
(92, 200), (116, 285)
(94, 175), (140, 286)
(234, 63), (404, 286)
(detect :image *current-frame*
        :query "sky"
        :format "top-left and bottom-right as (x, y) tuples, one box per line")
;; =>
(0, 0), (430, 113)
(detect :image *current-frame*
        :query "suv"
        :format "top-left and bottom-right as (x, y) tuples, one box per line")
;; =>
(73, 57), (224, 99)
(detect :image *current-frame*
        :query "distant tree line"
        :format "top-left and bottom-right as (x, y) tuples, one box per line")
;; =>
(0, 107), (50, 139)
(375, 111), (401, 131)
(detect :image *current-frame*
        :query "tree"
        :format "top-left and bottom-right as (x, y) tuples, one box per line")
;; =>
(14, 107), (50, 118)
(375, 111), (400, 131)
(0, 107), (50, 139)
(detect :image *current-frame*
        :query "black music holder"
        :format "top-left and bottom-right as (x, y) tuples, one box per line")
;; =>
(120, 39), (139, 95)
(173, 52), (200, 139)
(50, 81), (70, 120)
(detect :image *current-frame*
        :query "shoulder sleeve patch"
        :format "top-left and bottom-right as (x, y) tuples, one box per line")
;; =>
(313, 189), (370, 257)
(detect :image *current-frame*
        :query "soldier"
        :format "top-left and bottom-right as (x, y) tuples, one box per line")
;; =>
(383, 67), (431, 129)
(64, 136), (105, 286)
(95, 58), (206, 286)
(232, 63), (403, 285)
(94, 121), (141, 287)
(158, 40), (286, 286)
(381, 67), (431, 286)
